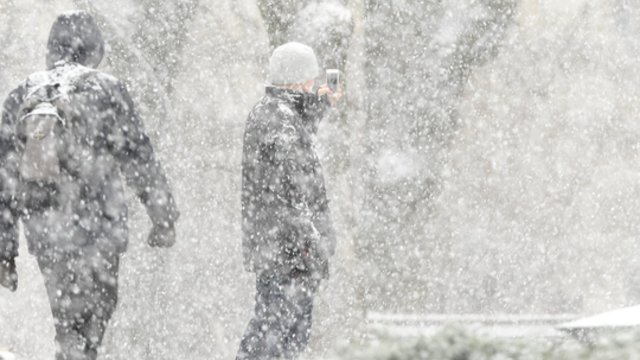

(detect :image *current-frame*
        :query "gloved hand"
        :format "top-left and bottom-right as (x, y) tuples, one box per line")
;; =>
(286, 217), (327, 275)
(147, 222), (176, 248)
(0, 258), (17, 292)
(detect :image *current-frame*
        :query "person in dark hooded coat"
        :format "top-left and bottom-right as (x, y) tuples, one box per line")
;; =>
(0, 11), (179, 360)
(236, 42), (341, 360)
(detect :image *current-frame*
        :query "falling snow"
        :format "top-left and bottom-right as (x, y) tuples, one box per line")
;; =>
(2, 0), (640, 359)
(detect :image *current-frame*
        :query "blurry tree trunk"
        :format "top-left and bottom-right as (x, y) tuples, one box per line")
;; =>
(612, 0), (640, 307)
(0, 0), (19, 86)
(613, 0), (640, 53)
(257, 0), (303, 48)
(73, 0), (199, 121)
(257, 0), (353, 71)
(132, 0), (199, 94)
(361, 0), (517, 313)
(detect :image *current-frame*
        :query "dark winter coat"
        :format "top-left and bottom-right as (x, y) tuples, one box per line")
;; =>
(241, 86), (336, 279)
(0, 12), (178, 259)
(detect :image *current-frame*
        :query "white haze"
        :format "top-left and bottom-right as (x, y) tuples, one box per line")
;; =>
(1, 0), (640, 359)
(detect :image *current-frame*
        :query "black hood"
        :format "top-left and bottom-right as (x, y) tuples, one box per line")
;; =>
(46, 11), (104, 70)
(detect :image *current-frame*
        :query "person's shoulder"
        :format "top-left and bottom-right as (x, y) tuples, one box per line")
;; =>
(265, 94), (299, 123)
(86, 69), (122, 90)
(92, 70), (120, 86)
(84, 70), (133, 104)
(248, 90), (302, 129)
(2, 79), (27, 111)
(246, 96), (297, 140)
(25, 65), (119, 93)
(25, 70), (50, 86)
(264, 99), (299, 131)
(275, 101), (297, 120)
(249, 95), (293, 121)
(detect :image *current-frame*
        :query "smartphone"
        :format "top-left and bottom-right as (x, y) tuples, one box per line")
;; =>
(326, 69), (340, 91)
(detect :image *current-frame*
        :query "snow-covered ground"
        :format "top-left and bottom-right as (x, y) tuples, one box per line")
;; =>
(0, 351), (15, 360)
(326, 307), (640, 359)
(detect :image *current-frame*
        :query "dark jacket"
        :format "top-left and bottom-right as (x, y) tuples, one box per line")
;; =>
(0, 12), (178, 258)
(241, 86), (336, 279)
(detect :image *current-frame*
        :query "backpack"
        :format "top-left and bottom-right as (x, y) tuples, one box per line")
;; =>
(20, 96), (65, 183)
(18, 84), (66, 183)
(16, 65), (88, 209)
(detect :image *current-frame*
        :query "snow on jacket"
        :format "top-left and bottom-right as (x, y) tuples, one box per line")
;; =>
(241, 86), (336, 279)
(0, 12), (178, 259)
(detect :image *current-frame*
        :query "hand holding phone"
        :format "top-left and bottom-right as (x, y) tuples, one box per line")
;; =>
(326, 69), (340, 92)
(319, 69), (344, 106)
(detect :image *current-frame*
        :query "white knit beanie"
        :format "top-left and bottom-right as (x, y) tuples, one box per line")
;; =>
(268, 42), (319, 85)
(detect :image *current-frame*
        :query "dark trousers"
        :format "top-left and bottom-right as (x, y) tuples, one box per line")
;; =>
(36, 248), (119, 360)
(236, 272), (318, 360)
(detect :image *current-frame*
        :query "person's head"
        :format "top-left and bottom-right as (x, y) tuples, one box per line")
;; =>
(268, 42), (318, 93)
(46, 11), (105, 70)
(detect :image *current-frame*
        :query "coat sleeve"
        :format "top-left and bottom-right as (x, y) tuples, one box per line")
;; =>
(0, 85), (25, 260)
(109, 81), (179, 227)
(302, 94), (330, 135)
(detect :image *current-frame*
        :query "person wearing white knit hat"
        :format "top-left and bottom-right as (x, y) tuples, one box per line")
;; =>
(267, 41), (342, 101)
(237, 42), (343, 360)
(268, 42), (319, 85)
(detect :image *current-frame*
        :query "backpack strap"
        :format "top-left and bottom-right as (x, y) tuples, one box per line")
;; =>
(20, 103), (64, 125)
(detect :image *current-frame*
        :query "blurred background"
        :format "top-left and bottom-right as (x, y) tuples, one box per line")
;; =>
(2, 0), (640, 358)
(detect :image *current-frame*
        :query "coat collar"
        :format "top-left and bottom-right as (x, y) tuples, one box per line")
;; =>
(265, 86), (305, 104)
